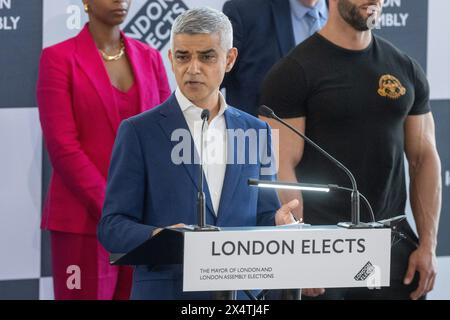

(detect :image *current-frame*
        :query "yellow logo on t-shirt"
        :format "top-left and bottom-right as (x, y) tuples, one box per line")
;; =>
(377, 74), (406, 99)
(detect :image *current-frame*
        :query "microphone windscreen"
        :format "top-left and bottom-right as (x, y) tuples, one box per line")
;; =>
(258, 105), (275, 118)
(201, 109), (210, 120)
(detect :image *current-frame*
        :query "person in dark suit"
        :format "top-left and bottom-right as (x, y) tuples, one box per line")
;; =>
(97, 7), (299, 300)
(222, 0), (328, 116)
(37, 0), (171, 299)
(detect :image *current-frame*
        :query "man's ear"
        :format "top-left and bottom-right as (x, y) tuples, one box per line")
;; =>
(168, 49), (175, 72)
(226, 47), (238, 72)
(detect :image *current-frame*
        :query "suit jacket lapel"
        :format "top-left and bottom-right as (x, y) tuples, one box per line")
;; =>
(74, 24), (121, 133)
(122, 32), (146, 113)
(271, 0), (295, 57)
(217, 108), (244, 218)
(158, 95), (215, 217)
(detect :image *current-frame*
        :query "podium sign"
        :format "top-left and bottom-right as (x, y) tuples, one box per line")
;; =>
(183, 226), (391, 291)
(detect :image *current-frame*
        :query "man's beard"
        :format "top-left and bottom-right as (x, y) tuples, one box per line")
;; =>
(338, 0), (381, 31)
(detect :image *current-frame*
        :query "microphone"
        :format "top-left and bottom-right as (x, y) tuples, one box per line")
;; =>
(198, 109), (209, 228)
(195, 109), (219, 232)
(201, 109), (210, 121)
(259, 105), (364, 228)
(198, 109), (227, 300)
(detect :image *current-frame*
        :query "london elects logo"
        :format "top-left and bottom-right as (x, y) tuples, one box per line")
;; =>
(354, 261), (375, 281)
(123, 0), (189, 50)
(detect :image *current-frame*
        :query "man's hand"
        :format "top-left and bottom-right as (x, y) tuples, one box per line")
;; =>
(404, 245), (437, 300)
(302, 288), (326, 297)
(151, 223), (186, 237)
(275, 199), (299, 225)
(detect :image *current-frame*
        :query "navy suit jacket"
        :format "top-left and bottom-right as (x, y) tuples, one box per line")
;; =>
(222, 0), (295, 116)
(98, 94), (281, 299)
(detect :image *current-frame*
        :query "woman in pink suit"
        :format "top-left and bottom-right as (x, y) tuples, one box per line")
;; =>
(36, 0), (171, 300)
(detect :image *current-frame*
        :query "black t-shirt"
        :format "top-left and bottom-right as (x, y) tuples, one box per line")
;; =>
(260, 33), (431, 225)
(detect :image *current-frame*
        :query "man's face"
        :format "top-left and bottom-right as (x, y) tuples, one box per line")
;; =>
(169, 33), (237, 107)
(337, 0), (383, 31)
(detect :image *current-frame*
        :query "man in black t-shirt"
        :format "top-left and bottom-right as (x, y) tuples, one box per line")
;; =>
(261, 0), (441, 300)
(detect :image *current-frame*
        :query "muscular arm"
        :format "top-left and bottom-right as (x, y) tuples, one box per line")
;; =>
(403, 112), (442, 299)
(404, 113), (441, 250)
(259, 116), (306, 221)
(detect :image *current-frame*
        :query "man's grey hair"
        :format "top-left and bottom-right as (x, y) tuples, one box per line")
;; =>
(170, 7), (233, 51)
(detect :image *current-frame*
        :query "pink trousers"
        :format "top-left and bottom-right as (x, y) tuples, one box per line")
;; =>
(50, 231), (133, 300)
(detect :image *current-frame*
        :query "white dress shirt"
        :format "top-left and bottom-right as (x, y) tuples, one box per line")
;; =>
(175, 87), (227, 215)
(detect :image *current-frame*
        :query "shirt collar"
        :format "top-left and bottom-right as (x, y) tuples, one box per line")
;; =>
(175, 87), (228, 118)
(289, 0), (328, 21)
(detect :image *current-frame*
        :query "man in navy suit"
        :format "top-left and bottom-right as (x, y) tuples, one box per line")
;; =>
(222, 0), (328, 116)
(98, 7), (299, 300)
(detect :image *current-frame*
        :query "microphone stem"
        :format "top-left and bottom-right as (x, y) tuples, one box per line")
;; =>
(351, 190), (360, 225)
(198, 118), (207, 228)
(271, 114), (360, 225)
(273, 115), (358, 191)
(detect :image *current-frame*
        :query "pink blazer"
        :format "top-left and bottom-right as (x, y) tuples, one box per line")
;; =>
(37, 24), (171, 235)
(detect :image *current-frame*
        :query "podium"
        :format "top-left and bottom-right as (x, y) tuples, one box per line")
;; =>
(111, 224), (391, 298)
